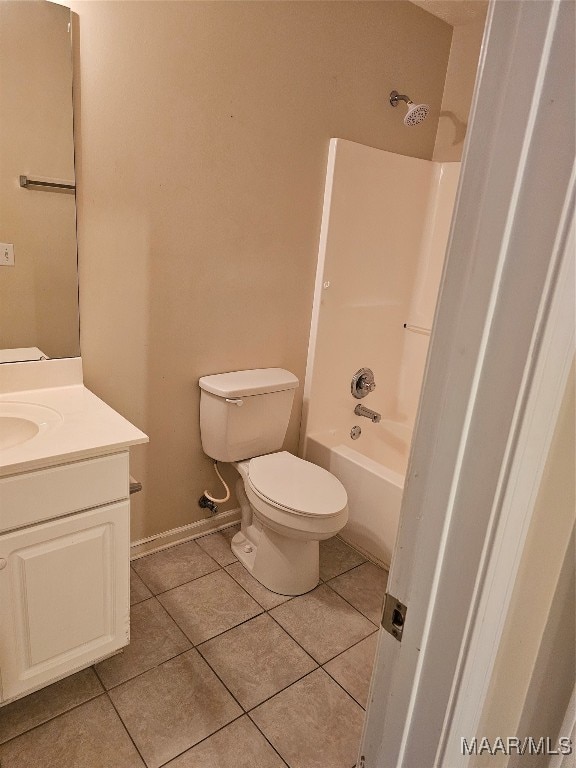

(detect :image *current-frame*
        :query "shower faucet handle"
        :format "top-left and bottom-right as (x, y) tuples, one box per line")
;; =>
(360, 377), (376, 394)
(351, 368), (376, 399)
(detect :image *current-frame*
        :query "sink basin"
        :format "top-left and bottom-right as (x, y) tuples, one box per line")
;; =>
(0, 402), (63, 451)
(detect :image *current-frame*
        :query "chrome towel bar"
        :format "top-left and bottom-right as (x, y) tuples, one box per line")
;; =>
(19, 175), (75, 191)
(129, 476), (142, 495)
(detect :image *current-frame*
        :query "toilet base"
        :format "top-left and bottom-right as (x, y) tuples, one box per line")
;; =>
(231, 527), (319, 596)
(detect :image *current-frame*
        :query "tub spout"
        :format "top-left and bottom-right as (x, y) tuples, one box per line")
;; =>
(354, 404), (381, 423)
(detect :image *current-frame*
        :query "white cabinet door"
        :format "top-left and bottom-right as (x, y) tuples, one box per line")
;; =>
(0, 502), (130, 702)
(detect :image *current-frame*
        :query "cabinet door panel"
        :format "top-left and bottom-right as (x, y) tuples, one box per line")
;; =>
(18, 526), (111, 665)
(0, 502), (130, 701)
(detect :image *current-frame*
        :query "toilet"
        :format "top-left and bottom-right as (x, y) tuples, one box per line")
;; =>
(199, 368), (348, 595)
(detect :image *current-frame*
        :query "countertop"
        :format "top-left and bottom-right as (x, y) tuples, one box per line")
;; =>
(0, 384), (148, 477)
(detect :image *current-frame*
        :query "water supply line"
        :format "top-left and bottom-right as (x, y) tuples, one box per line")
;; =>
(198, 461), (230, 513)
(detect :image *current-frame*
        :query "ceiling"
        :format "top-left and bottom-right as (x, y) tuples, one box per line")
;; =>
(410, 0), (489, 27)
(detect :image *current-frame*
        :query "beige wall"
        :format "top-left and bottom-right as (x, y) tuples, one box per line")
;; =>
(70, 0), (452, 540)
(433, 11), (486, 161)
(0, 1), (79, 359)
(475, 363), (576, 767)
(510, 528), (574, 768)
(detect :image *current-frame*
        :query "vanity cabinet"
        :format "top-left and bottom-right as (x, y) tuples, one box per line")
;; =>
(0, 451), (131, 704)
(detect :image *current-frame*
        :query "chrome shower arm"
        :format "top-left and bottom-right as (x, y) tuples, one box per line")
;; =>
(390, 91), (411, 107)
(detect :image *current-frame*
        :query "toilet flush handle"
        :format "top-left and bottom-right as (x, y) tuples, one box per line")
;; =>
(225, 398), (244, 406)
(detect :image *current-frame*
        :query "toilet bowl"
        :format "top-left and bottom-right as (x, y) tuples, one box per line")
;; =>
(198, 368), (348, 596)
(231, 452), (348, 595)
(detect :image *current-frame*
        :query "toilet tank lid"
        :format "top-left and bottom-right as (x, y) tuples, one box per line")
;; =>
(199, 368), (299, 397)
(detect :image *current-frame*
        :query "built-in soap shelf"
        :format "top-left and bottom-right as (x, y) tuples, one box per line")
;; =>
(403, 323), (431, 336)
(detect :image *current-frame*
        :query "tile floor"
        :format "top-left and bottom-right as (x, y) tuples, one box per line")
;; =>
(0, 529), (388, 768)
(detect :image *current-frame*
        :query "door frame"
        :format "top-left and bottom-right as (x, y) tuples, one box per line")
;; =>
(360, 0), (575, 765)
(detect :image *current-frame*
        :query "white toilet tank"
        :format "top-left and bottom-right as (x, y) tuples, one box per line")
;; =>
(199, 368), (299, 462)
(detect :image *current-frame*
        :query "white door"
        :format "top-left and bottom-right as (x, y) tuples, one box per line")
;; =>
(360, 0), (575, 765)
(0, 501), (130, 702)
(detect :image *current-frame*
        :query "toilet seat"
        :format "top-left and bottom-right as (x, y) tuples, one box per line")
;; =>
(247, 451), (347, 518)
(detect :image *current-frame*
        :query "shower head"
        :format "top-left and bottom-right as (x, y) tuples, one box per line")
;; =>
(389, 90), (430, 126)
(403, 102), (430, 126)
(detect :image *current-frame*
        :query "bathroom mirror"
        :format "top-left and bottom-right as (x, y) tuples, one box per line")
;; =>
(0, 0), (80, 363)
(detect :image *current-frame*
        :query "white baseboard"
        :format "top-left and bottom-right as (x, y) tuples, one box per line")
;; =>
(130, 508), (241, 560)
(338, 533), (390, 571)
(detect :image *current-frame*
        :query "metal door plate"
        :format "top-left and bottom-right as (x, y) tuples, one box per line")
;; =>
(382, 593), (407, 641)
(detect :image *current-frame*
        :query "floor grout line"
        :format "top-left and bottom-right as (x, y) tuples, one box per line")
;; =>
(160, 594), (265, 650)
(133, 533), (374, 611)
(132, 563), (366, 728)
(321, 665), (369, 712)
(322, 571), (384, 627)
(266, 593), (378, 665)
(153, 713), (247, 768)
(0, 686), (105, 749)
(100, 646), (197, 692)
(247, 713), (292, 767)
(92, 660), (106, 689)
(156, 579), (321, 715)
(1, 540), (383, 767)
(100, 593), (375, 699)
(104, 689), (150, 767)
(321, 626), (380, 664)
(242, 665), (320, 715)
(265, 610), (327, 665)
(245, 667), (362, 768)
(133, 562), (222, 600)
(223, 563), (301, 611)
(191, 646), (249, 714)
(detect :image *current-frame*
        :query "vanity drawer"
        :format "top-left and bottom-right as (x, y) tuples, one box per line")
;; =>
(0, 452), (129, 533)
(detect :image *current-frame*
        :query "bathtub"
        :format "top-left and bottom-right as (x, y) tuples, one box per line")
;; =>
(304, 420), (411, 568)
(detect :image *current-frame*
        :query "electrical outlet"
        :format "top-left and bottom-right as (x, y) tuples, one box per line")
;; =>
(0, 243), (15, 266)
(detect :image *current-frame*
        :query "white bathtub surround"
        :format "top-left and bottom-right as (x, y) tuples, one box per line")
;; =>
(302, 140), (459, 564)
(399, 161), (460, 423)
